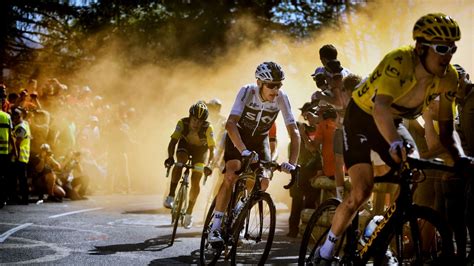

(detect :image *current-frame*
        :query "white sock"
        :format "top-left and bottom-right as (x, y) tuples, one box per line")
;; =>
(320, 230), (340, 259)
(210, 211), (224, 231)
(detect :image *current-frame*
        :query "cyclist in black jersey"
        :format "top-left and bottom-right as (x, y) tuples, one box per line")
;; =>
(207, 61), (300, 244)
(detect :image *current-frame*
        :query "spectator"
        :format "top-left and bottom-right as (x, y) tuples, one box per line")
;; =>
(0, 109), (14, 208)
(287, 102), (322, 238)
(11, 107), (31, 204)
(59, 151), (89, 200)
(453, 64), (474, 263)
(29, 143), (65, 202)
(311, 44), (352, 200)
(312, 105), (338, 180)
(1, 84), (10, 112)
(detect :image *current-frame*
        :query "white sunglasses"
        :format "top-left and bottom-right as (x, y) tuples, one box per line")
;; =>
(422, 43), (457, 56)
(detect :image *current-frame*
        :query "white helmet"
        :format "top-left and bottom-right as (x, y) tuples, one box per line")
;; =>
(255, 62), (285, 82)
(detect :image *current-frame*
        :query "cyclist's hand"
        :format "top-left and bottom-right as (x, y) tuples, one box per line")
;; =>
(204, 166), (212, 177)
(164, 157), (174, 168)
(281, 162), (296, 174)
(241, 149), (258, 164)
(389, 140), (408, 163)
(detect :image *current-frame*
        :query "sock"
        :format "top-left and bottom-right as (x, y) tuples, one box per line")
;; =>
(336, 186), (344, 200)
(210, 211), (224, 231)
(320, 230), (340, 259)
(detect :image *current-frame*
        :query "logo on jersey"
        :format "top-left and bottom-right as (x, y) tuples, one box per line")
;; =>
(385, 64), (400, 78)
(239, 106), (278, 135)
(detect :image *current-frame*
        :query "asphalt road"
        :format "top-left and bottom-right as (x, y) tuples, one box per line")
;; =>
(0, 194), (301, 265)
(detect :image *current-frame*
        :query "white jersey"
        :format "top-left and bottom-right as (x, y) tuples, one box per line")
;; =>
(230, 84), (296, 136)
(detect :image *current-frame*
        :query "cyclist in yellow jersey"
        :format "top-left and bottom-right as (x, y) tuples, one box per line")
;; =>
(163, 101), (215, 229)
(314, 13), (470, 264)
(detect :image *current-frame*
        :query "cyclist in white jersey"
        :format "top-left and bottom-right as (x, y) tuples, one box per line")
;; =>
(207, 61), (300, 243)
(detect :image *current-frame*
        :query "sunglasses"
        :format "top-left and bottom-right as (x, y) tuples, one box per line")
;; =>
(263, 82), (282, 90)
(422, 43), (457, 56)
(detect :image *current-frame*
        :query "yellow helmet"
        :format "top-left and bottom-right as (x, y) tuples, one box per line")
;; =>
(413, 13), (460, 42)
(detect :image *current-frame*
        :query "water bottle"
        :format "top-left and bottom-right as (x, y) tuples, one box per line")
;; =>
(360, 215), (384, 245)
(233, 197), (246, 217)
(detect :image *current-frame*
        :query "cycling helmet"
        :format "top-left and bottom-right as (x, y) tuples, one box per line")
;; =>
(413, 13), (461, 42)
(206, 98), (222, 108)
(255, 62), (285, 82)
(189, 101), (209, 121)
(453, 64), (467, 78)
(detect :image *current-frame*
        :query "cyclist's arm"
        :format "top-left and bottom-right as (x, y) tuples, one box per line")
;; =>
(373, 94), (402, 145)
(207, 145), (215, 166)
(226, 114), (246, 153)
(167, 138), (178, 158)
(286, 123), (300, 165)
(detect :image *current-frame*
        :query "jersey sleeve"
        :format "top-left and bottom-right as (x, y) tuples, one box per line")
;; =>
(230, 85), (252, 116)
(276, 90), (296, 126)
(206, 124), (216, 147)
(170, 119), (184, 139)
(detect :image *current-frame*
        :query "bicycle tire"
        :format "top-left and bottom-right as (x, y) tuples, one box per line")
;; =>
(391, 205), (455, 265)
(199, 199), (223, 265)
(298, 198), (342, 265)
(230, 192), (276, 265)
(170, 184), (184, 246)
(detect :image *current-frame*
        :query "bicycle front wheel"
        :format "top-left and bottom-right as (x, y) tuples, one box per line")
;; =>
(391, 205), (454, 265)
(170, 185), (184, 246)
(299, 198), (342, 265)
(230, 192), (276, 265)
(199, 198), (224, 265)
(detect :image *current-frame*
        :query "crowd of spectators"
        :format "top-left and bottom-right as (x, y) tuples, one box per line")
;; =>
(0, 78), (136, 207)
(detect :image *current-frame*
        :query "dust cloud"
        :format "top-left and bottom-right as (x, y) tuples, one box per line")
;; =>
(64, 0), (472, 212)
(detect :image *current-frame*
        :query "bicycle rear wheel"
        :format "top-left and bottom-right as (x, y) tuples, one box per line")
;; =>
(199, 199), (224, 265)
(230, 192), (276, 265)
(391, 205), (455, 265)
(299, 198), (343, 265)
(170, 185), (184, 246)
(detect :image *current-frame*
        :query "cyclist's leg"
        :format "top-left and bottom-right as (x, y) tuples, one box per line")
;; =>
(317, 100), (376, 260)
(168, 144), (188, 198)
(186, 146), (207, 215)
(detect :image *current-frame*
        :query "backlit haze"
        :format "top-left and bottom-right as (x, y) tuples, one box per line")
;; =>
(43, 0), (474, 212)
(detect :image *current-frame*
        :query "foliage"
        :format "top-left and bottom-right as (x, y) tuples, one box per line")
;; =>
(0, 0), (365, 85)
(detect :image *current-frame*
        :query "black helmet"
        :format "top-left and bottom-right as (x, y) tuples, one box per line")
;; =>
(255, 61), (285, 82)
(321, 105), (337, 120)
(189, 101), (209, 121)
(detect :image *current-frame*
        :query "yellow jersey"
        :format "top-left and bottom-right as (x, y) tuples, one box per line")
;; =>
(171, 117), (215, 147)
(353, 45), (458, 119)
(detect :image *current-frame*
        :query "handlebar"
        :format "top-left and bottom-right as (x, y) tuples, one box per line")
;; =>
(237, 155), (300, 190)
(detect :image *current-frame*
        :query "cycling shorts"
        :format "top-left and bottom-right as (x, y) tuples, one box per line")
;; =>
(342, 99), (416, 169)
(224, 129), (271, 163)
(177, 138), (208, 165)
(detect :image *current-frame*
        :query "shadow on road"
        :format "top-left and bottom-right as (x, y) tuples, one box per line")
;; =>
(123, 209), (169, 215)
(89, 238), (173, 254)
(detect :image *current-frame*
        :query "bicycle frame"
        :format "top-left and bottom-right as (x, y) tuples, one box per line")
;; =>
(343, 157), (455, 264)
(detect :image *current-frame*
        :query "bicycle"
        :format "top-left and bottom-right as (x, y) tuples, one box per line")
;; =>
(165, 156), (210, 246)
(199, 152), (299, 265)
(298, 150), (470, 265)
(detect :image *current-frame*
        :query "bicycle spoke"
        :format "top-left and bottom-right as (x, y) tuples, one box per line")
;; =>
(231, 194), (275, 265)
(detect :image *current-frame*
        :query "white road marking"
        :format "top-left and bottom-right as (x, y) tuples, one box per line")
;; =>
(0, 223), (33, 243)
(48, 207), (103, 218)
